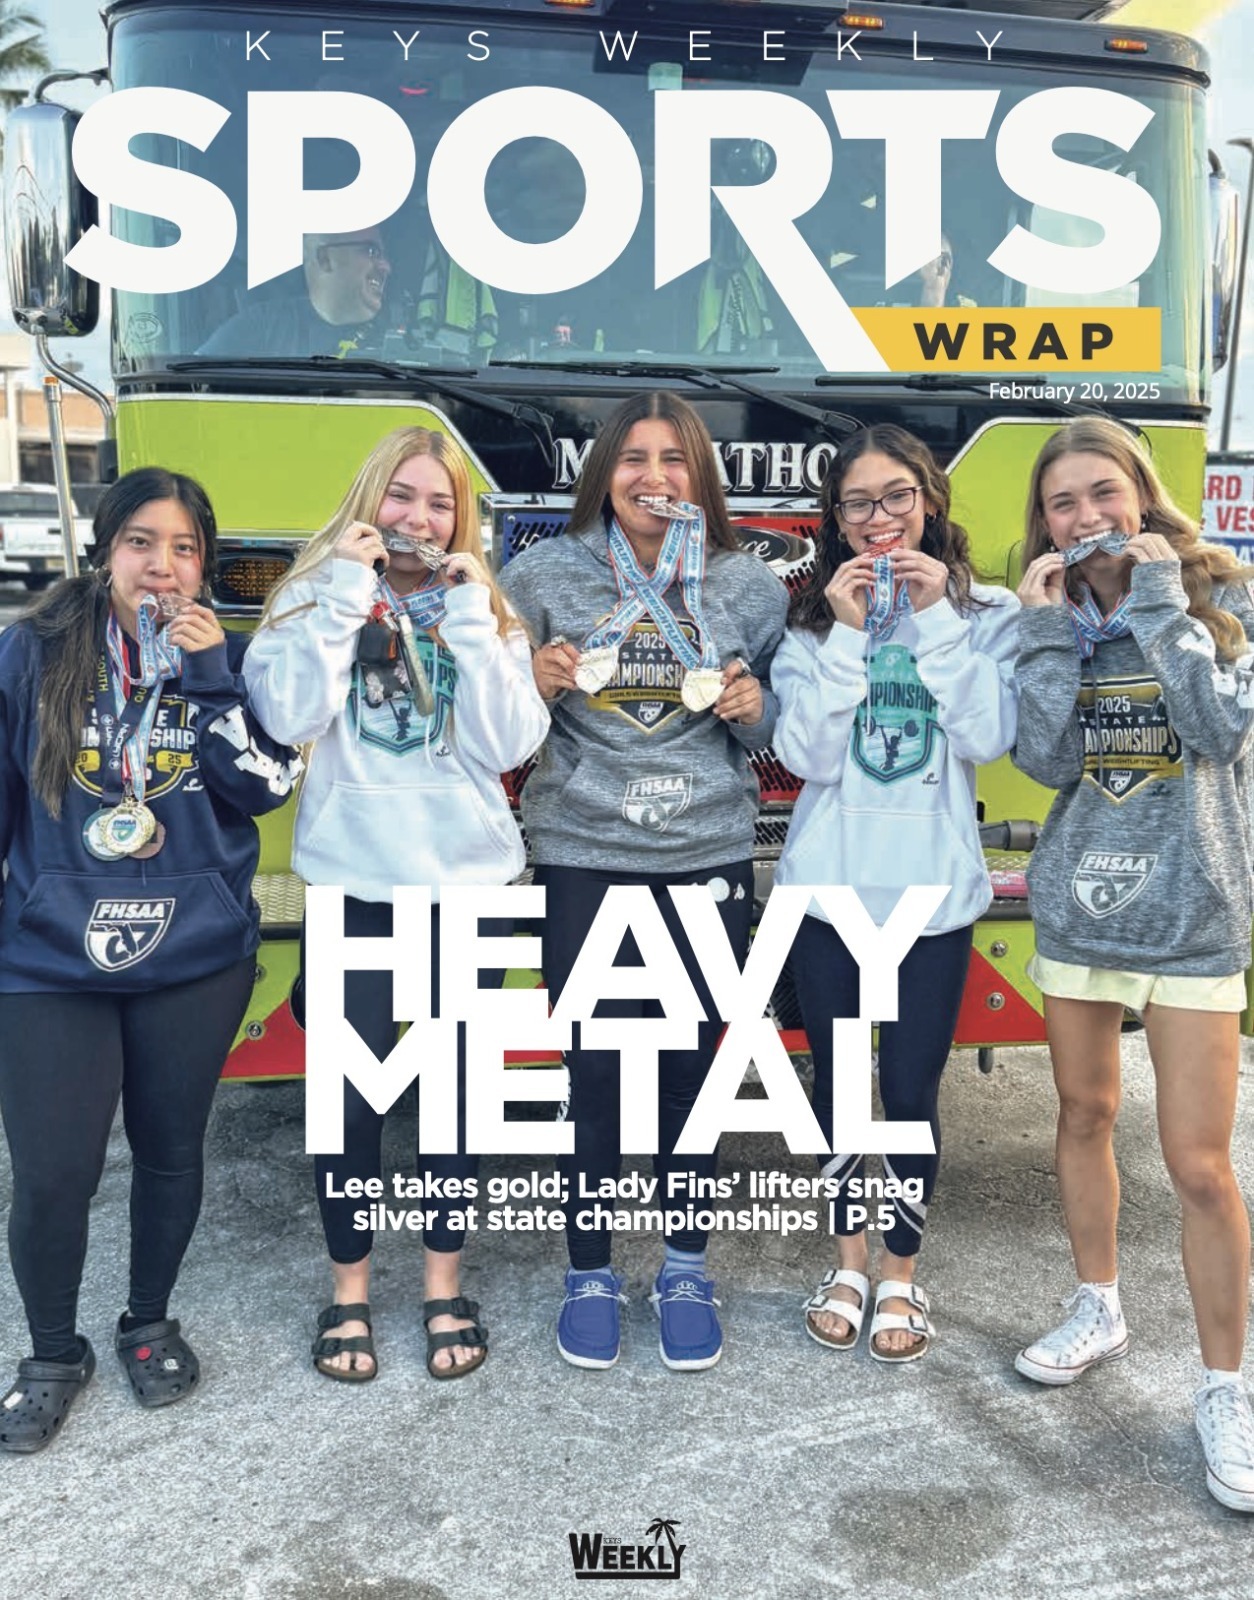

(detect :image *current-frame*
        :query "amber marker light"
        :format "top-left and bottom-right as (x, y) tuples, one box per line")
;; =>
(841, 14), (886, 27)
(1105, 38), (1149, 52)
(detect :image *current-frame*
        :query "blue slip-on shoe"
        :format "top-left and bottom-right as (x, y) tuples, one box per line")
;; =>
(650, 1269), (723, 1371)
(557, 1268), (626, 1369)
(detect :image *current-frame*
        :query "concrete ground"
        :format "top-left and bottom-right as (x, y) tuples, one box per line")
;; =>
(2, 1036), (1253, 1600)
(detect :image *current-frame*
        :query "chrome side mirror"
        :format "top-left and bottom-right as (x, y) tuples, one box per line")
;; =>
(1209, 160), (1239, 372)
(3, 97), (98, 338)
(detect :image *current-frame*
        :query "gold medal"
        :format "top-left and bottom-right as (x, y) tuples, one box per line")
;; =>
(100, 797), (157, 857)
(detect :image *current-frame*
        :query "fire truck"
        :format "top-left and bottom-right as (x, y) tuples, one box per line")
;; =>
(3, 0), (1243, 1075)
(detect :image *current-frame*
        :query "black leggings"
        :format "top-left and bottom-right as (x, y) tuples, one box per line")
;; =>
(311, 899), (495, 1263)
(534, 861), (755, 1270)
(790, 915), (972, 1259)
(0, 959), (255, 1361)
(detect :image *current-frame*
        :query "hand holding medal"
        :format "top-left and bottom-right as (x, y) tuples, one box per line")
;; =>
(335, 520), (388, 569)
(712, 658), (762, 725)
(161, 599), (225, 653)
(533, 637), (581, 700)
(824, 553), (877, 629)
(889, 546), (949, 612)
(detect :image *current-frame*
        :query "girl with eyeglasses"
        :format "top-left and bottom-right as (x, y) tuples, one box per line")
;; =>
(771, 424), (1019, 1362)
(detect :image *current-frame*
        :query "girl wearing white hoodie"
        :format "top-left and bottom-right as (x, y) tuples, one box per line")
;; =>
(244, 428), (548, 1383)
(772, 425), (1018, 1362)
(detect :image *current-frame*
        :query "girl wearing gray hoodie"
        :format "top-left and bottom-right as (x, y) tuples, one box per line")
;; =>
(1013, 417), (1254, 1514)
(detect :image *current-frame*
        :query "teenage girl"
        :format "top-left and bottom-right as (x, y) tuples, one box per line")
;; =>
(1014, 417), (1254, 1513)
(0, 468), (301, 1451)
(773, 425), (1019, 1362)
(245, 427), (548, 1382)
(501, 391), (788, 1372)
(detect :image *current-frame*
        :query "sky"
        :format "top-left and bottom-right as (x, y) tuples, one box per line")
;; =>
(7, 0), (1254, 448)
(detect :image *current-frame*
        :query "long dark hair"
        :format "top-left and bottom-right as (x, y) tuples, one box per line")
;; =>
(25, 468), (218, 816)
(567, 391), (740, 553)
(789, 425), (982, 633)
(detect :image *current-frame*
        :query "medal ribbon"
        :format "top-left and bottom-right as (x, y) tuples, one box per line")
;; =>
(378, 574), (446, 632)
(1066, 586), (1134, 660)
(597, 505), (720, 671)
(863, 555), (912, 641)
(98, 606), (182, 806)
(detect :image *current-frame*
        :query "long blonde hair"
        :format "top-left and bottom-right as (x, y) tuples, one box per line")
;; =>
(260, 427), (515, 636)
(1023, 418), (1253, 661)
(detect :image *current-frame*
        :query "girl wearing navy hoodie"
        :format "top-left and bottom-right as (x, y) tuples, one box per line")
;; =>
(0, 469), (302, 1452)
(772, 426), (1019, 1362)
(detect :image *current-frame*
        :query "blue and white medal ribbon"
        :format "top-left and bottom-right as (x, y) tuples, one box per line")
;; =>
(375, 575), (443, 715)
(864, 555), (912, 641)
(84, 604), (184, 859)
(587, 504), (721, 706)
(379, 575), (446, 631)
(1066, 586), (1134, 660)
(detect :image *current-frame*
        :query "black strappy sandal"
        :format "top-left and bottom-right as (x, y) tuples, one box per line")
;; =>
(311, 1302), (377, 1383)
(423, 1297), (488, 1380)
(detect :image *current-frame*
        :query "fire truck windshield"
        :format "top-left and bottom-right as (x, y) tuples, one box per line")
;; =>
(108, 8), (1207, 403)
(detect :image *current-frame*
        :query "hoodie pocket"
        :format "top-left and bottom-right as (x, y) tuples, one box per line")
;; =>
(790, 800), (984, 921)
(12, 870), (254, 990)
(1029, 824), (1229, 964)
(299, 779), (519, 885)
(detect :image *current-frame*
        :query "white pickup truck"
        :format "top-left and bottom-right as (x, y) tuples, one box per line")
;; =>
(0, 483), (94, 588)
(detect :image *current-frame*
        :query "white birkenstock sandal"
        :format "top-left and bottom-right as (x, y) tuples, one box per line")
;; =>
(868, 1280), (933, 1364)
(803, 1268), (870, 1350)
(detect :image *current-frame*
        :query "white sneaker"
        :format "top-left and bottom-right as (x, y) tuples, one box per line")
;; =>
(1015, 1285), (1129, 1386)
(1195, 1380), (1254, 1512)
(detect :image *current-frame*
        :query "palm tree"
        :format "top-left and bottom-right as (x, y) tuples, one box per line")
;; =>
(0, 5), (49, 119)
(644, 1520), (682, 1561)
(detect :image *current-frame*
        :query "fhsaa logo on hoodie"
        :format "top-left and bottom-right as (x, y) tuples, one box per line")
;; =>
(1071, 852), (1158, 919)
(84, 897), (176, 971)
(623, 774), (692, 833)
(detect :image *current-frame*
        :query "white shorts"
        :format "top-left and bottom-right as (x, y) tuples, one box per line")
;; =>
(1028, 953), (1248, 1015)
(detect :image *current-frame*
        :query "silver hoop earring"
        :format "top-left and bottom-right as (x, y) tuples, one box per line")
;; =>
(96, 567), (113, 589)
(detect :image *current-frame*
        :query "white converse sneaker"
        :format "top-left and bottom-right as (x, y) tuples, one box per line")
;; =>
(1015, 1285), (1129, 1386)
(1194, 1380), (1254, 1512)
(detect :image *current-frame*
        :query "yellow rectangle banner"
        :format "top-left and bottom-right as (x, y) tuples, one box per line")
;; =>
(851, 307), (1161, 372)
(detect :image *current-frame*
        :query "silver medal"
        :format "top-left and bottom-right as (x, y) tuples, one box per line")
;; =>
(682, 667), (724, 712)
(1062, 533), (1130, 568)
(142, 591), (194, 620)
(83, 808), (124, 862)
(637, 497), (699, 523)
(575, 645), (620, 694)
(381, 532), (448, 570)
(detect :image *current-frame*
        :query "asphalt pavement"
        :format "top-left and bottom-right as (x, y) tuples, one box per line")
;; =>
(1, 1033), (1253, 1600)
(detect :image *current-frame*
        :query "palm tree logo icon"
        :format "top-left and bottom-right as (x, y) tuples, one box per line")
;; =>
(644, 1520), (683, 1570)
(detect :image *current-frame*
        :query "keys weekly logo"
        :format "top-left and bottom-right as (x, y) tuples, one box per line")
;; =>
(568, 1519), (686, 1580)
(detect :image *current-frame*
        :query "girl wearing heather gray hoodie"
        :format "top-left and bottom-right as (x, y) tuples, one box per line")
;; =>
(772, 425), (1018, 1365)
(1011, 418), (1254, 1515)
